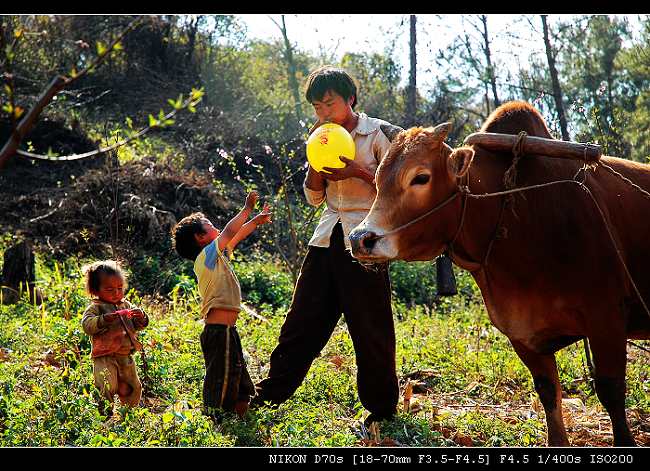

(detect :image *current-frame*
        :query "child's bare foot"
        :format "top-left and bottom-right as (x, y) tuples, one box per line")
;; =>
(234, 400), (249, 418)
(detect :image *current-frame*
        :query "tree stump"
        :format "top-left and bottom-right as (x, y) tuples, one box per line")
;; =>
(1, 240), (43, 305)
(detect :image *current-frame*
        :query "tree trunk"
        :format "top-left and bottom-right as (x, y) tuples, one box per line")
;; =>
(186, 16), (200, 65)
(1, 240), (42, 304)
(405, 15), (417, 127)
(279, 15), (303, 122)
(480, 15), (500, 109)
(0, 19), (8, 65)
(160, 16), (172, 70)
(541, 15), (570, 141)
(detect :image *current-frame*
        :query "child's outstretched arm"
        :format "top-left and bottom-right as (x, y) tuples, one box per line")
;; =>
(217, 191), (259, 252)
(226, 202), (273, 253)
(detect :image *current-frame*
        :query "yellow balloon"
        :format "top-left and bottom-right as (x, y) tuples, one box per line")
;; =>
(306, 123), (356, 173)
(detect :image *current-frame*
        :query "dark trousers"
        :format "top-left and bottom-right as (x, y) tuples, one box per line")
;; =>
(255, 223), (398, 418)
(200, 324), (255, 417)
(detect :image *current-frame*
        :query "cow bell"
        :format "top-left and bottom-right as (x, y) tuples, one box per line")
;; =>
(435, 252), (457, 296)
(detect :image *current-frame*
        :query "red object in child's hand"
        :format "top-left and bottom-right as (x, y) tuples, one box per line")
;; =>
(114, 309), (136, 318)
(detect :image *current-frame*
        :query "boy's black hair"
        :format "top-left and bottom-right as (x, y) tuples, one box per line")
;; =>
(305, 66), (358, 109)
(172, 212), (208, 261)
(83, 260), (127, 295)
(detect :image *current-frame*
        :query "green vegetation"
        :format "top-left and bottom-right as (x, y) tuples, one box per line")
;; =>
(1, 246), (647, 447)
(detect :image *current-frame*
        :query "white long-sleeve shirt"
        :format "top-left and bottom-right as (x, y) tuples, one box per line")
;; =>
(303, 113), (395, 250)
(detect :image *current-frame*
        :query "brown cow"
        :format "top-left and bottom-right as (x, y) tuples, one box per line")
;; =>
(349, 101), (650, 446)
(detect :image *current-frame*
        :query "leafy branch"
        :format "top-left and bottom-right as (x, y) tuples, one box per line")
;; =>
(0, 17), (142, 171)
(15, 88), (204, 162)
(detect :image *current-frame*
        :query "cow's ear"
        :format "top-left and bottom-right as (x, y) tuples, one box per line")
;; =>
(448, 147), (474, 178)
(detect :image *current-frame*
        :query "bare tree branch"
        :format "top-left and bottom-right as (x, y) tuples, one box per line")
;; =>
(502, 81), (552, 95)
(0, 75), (67, 169)
(268, 15), (303, 121)
(267, 15), (282, 32)
(458, 106), (487, 120)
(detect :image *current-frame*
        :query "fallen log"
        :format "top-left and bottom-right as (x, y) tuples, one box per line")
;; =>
(463, 132), (602, 163)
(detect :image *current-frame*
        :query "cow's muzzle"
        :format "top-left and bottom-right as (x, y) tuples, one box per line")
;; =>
(349, 228), (382, 257)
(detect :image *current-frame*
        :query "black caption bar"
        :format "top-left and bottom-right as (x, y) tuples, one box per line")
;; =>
(10, 446), (650, 464)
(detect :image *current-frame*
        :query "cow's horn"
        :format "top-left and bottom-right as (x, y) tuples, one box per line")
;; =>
(432, 122), (451, 141)
(380, 123), (404, 143)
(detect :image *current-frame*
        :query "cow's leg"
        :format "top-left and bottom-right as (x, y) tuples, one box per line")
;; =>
(510, 340), (569, 446)
(588, 334), (636, 446)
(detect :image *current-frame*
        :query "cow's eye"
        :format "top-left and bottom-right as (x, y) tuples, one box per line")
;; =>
(410, 174), (430, 186)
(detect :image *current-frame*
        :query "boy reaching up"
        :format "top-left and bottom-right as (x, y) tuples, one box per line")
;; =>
(172, 191), (271, 419)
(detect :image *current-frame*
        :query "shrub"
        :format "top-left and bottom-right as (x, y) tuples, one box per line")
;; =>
(232, 257), (294, 311)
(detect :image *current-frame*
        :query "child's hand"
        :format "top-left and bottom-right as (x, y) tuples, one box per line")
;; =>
(245, 191), (259, 210)
(130, 308), (145, 320)
(253, 203), (272, 226)
(103, 312), (119, 323)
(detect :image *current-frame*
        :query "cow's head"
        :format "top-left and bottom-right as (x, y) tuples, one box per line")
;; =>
(350, 123), (474, 262)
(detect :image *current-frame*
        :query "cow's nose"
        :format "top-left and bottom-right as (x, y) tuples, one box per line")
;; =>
(349, 229), (381, 256)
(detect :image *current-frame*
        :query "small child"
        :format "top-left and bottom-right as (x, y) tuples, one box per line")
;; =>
(81, 260), (149, 417)
(171, 191), (271, 420)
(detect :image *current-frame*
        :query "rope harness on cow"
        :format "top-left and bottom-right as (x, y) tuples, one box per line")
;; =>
(380, 131), (650, 324)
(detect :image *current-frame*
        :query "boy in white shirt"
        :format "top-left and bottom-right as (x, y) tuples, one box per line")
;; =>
(253, 66), (402, 425)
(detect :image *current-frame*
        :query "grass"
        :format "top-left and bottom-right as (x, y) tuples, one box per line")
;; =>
(0, 251), (648, 447)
